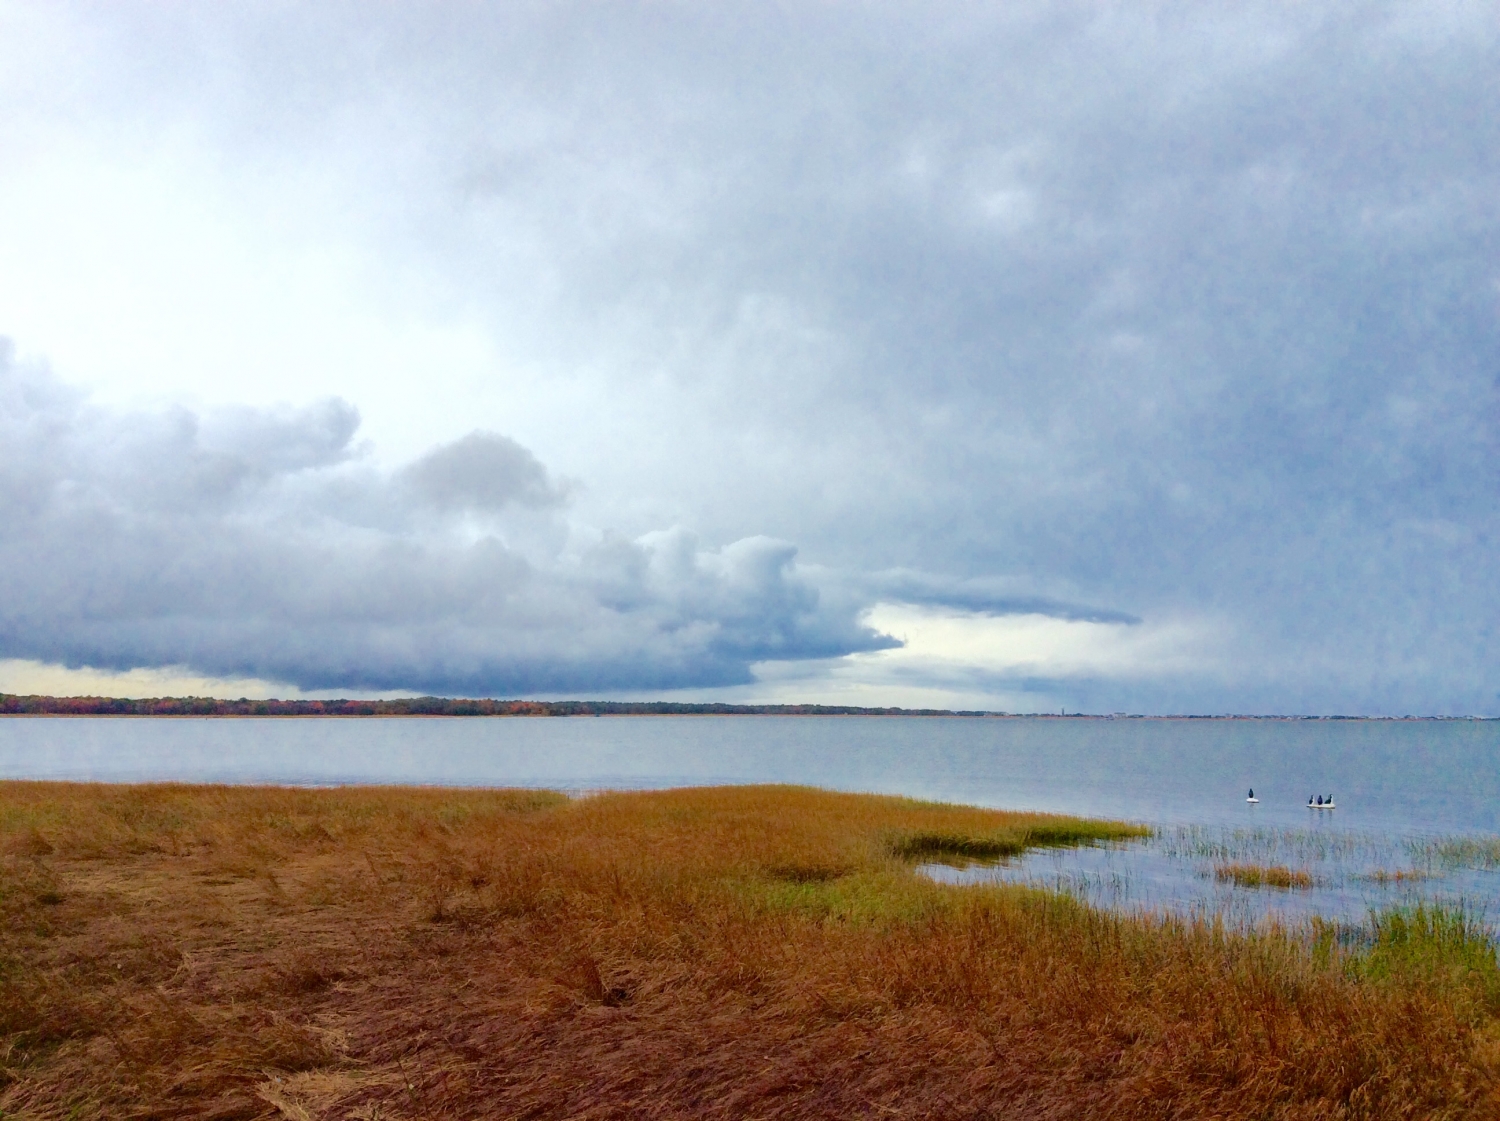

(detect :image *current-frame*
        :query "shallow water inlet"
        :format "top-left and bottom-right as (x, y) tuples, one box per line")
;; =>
(923, 823), (1500, 931)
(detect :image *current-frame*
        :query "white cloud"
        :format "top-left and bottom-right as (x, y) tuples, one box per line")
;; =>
(630, 607), (1229, 714)
(0, 658), (385, 701)
(853, 604), (1222, 682)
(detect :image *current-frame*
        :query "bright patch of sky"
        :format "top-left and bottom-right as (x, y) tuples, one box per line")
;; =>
(0, 659), (415, 703)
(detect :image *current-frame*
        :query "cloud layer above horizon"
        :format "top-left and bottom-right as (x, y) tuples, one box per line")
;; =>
(0, 347), (896, 694)
(0, 2), (1496, 713)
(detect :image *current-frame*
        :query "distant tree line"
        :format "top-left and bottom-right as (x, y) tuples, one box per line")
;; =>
(0, 694), (988, 717)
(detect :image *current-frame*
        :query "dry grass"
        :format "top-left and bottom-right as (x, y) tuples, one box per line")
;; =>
(1362, 868), (1433, 885)
(1215, 862), (1316, 890)
(0, 782), (1497, 1119)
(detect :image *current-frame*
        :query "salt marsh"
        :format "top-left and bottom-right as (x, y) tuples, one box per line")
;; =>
(926, 822), (1500, 930)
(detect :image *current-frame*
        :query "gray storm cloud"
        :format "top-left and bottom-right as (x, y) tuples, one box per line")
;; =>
(399, 431), (568, 513)
(0, 347), (893, 694)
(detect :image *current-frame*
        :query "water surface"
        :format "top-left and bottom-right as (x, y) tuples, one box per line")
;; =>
(926, 824), (1500, 929)
(4, 715), (1497, 927)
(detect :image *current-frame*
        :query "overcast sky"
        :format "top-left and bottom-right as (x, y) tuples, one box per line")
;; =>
(1, 1), (1496, 714)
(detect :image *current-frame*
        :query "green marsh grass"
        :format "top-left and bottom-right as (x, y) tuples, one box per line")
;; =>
(1356, 903), (1500, 1010)
(890, 818), (1147, 863)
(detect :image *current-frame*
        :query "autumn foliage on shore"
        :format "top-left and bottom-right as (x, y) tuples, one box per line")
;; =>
(2, 783), (1497, 1119)
(0, 695), (976, 717)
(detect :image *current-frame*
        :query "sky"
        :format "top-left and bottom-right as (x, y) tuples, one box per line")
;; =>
(0, 1), (1496, 714)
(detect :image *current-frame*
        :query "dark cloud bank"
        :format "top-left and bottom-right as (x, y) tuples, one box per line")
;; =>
(0, 346), (892, 694)
(4, 2), (1499, 712)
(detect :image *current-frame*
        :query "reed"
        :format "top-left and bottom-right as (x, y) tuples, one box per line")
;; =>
(0, 781), (1495, 1119)
(1215, 862), (1315, 890)
(1362, 867), (1433, 885)
(1414, 835), (1500, 870)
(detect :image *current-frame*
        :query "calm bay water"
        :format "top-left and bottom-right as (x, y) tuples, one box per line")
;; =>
(3, 715), (1498, 926)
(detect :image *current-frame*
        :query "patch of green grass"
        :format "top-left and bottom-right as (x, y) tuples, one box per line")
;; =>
(891, 833), (1031, 861)
(745, 867), (963, 928)
(1351, 903), (1500, 1014)
(890, 819), (1148, 863)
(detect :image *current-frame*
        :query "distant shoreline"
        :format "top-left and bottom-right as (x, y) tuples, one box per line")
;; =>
(0, 694), (1491, 720)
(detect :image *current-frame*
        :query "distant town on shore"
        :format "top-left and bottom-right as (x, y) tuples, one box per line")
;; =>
(0, 694), (1491, 719)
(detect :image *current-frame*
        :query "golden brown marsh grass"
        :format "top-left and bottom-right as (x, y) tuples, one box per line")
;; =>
(1362, 867), (1433, 885)
(1214, 862), (1316, 890)
(0, 781), (1496, 1119)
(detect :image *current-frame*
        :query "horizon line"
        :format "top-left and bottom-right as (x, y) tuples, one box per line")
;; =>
(0, 694), (1493, 721)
